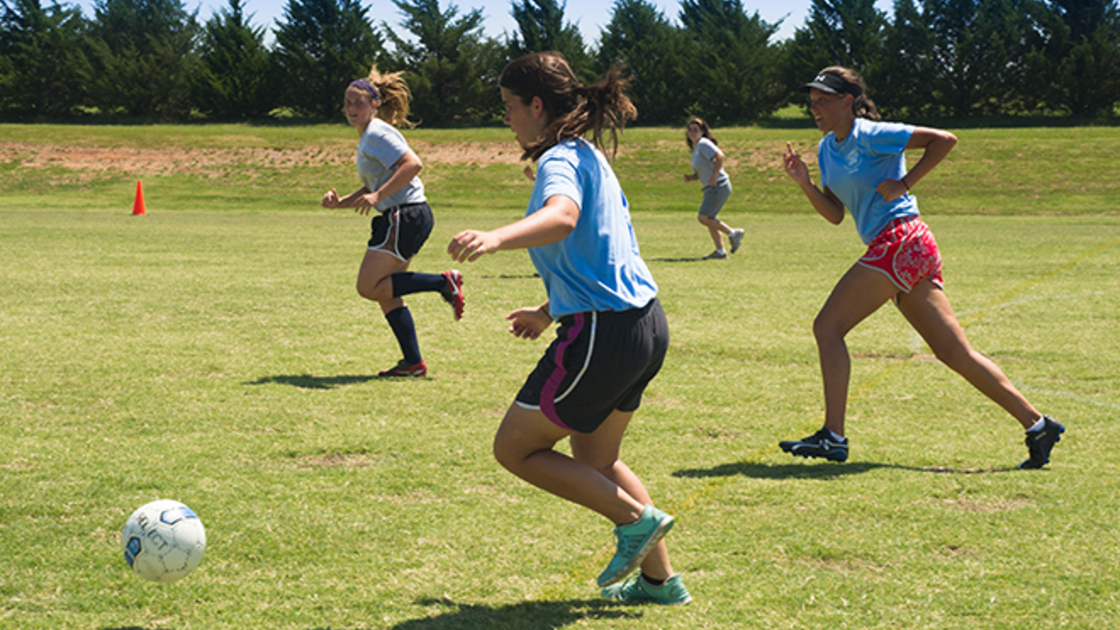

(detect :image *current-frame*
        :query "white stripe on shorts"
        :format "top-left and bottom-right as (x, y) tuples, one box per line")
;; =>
(553, 311), (597, 404)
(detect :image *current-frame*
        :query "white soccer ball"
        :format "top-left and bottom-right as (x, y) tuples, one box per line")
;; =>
(121, 499), (206, 583)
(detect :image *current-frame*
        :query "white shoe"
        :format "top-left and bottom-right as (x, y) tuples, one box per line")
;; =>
(729, 229), (745, 254)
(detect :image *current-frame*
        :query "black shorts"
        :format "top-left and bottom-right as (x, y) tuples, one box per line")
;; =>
(368, 202), (434, 261)
(515, 298), (669, 433)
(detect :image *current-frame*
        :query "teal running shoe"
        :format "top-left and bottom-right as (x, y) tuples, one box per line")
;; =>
(597, 505), (674, 587)
(601, 573), (692, 605)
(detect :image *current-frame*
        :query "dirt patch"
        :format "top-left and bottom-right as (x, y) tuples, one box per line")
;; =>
(0, 139), (523, 178)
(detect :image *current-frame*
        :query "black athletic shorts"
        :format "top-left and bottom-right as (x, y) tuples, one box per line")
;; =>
(515, 298), (669, 433)
(368, 202), (434, 261)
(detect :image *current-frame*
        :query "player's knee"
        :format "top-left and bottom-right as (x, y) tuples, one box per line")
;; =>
(492, 434), (518, 472)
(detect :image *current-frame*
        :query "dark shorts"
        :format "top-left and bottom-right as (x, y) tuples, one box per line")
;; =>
(368, 202), (434, 261)
(515, 298), (669, 434)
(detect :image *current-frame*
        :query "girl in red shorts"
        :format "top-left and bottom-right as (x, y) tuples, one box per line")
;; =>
(779, 66), (1063, 469)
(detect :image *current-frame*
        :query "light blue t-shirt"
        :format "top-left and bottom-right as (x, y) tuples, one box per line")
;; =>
(526, 139), (658, 319)
(356, 118), (426, 212)
(818, 117), (918, 244)
(690, 137), (729, 187)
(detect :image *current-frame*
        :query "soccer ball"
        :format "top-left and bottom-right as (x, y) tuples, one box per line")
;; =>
(121, 499), (206, 583)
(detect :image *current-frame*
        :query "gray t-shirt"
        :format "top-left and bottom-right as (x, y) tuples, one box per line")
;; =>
(690, 137), (729, 187)
(356, 118), (426, 212)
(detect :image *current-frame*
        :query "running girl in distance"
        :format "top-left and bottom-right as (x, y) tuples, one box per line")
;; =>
(684, 118), (744, 259)
(321, 65), (464, 377)
(447, 52), (690, 605)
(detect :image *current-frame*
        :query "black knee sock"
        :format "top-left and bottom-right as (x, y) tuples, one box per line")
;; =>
(385, 306), (422, 365)
(391, 272), (446, 297)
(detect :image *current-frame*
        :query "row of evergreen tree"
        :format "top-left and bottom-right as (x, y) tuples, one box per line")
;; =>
(2, 0), (1119, 125)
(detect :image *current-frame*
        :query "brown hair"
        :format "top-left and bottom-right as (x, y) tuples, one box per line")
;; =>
(685, 117), (717, 150)
(499, 51), (637, 162)
(354, 65), (414, 128)
(818, 66), (881, 122)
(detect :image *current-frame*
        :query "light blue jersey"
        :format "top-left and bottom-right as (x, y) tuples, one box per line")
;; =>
(527, 139), (658, 319)
(356, 118), (426, 212)
(818, 117), (917, 244)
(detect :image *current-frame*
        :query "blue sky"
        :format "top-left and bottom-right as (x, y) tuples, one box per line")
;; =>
(73, 0), (895, 45)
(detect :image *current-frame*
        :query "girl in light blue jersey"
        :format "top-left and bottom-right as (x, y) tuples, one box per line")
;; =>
(320, 66), (464, 378)
(447, 52), (690, 606)
(779, 66), (1062, 470)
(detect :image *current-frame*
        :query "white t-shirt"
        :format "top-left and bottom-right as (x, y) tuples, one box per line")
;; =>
(356, 118), (426, 212)
(690, 137), (729, 187)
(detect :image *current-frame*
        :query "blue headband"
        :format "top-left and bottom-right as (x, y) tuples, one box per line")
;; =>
(349, 80), (380, 101)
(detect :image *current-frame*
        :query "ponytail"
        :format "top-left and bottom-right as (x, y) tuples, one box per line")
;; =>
(500, 52), (637, 162)
(359, 65), (414, 128)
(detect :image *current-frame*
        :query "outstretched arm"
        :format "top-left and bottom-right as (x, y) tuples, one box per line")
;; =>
(447, 194), (579, 262)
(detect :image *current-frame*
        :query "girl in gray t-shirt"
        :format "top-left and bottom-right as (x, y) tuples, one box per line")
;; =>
(684, 118), (744, 260)
(320, 66), (465, 377)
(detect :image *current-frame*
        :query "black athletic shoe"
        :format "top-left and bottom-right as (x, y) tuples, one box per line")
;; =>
(779, 428), (849, 462)
(1017, 415), (1065, 469)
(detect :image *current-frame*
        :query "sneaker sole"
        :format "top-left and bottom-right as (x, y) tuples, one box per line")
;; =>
(598, 516), (674, 587)
(443, 270), (464, 321)
(779, 442), (848, 462)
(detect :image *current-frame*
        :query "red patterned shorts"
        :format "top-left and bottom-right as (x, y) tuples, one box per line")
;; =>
(858, 216), (944, 294)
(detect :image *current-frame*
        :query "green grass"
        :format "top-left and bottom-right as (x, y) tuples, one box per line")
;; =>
(1, 124), (1119, 629)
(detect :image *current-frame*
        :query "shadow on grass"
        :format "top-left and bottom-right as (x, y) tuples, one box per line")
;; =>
(648, 256), (707, 263)
(246, 374), (380, 390)
(306, 598), (639, 630)
(674, 460), (1016, 479)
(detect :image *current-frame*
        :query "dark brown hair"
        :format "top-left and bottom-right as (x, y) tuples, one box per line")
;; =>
(685, 117), (717, 150)
(818, 66), (881, 122)
(499, 52), (637, 161)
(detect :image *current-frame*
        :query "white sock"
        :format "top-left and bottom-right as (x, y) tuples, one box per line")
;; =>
(1026, 417), (1046, 432)
(828, 430), (845, 441)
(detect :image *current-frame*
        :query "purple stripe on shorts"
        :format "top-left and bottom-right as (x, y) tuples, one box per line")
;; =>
(540, 313), (583, 431)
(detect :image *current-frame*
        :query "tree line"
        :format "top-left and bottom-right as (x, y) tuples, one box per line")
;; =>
(2, 0), (1118, 125)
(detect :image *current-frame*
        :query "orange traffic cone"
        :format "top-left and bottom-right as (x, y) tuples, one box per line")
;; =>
(132, 180), (147, 216)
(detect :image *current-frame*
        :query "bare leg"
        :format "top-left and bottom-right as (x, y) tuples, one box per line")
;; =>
(697, 214), (732, 251)
(492, 404), (645, 526)
(897, 280), (1041, 428)
(812, 264), (899, 436)
(571, 410), (674, 580)
(356, 248), (410, 314)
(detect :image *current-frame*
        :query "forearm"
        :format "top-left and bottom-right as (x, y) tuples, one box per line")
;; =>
(373, 155), (423, 201)
(799, 179), (845, 225)
(903, 129), (958, 189)
(491, 202), (577, 251)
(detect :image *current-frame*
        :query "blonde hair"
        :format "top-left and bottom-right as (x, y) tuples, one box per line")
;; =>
(357, 65), (414, 128)
(499, 52), (637, 162)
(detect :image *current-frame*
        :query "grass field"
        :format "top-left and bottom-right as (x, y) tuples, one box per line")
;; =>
(1, 123), (1119, 629)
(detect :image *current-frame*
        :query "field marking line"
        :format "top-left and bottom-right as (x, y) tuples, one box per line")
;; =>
(957, 235), (1120, 329)
(852, 235), (1120, 405)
